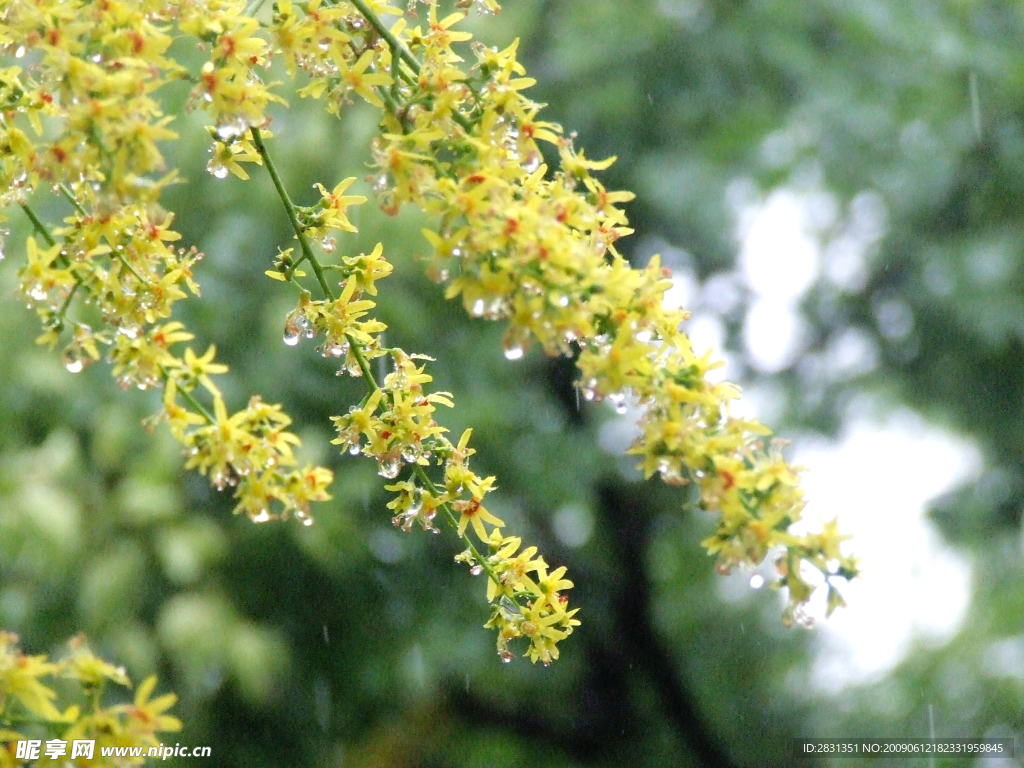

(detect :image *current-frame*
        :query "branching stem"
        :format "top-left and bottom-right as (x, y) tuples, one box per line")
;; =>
(19, 203), (57, 248)
(413, 463), (509, 597)
(349, 0), (474, 132)
(252, 125), (513, 603)
(161, 366), (216, 424)
(251, 128), (335, 301)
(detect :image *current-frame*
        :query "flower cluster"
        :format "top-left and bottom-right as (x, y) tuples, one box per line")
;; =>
(0, 0), (334, 523)
(0, 632), (180, 766)
(265, 0), (856, 621)
(0, 0), (859, 681)
(249, 130), (577, 662)
(178, 0), (285, 138)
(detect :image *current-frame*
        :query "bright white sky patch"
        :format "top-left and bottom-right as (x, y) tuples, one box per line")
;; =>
(793, 408), (981, 691)
(739, 189), (820, 300)
(737, 189), (822, 372)
(644, 183), (979, 694)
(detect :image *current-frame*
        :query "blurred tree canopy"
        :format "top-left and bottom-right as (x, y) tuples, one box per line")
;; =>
(2, 0), (1023, 766)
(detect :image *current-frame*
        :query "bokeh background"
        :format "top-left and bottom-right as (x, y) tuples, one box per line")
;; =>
(3, 0), (1024, 765)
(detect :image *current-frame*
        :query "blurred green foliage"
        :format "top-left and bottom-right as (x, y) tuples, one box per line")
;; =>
(3, 0), (1024, 766)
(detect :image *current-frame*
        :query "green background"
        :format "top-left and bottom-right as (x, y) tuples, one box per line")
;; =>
(2, 1), (1023, 765)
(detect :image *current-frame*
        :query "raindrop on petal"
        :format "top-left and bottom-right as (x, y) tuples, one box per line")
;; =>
(377, 456), (401, 479)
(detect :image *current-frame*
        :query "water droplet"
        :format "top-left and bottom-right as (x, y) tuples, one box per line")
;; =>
(607, 392), (627, 415)
(470, 564), (483, 576)
(252, 509), (272, 523)
(348, 443), (361, 456)
(487, 298), (505, 319)
(63, 356), (84, 373)
(324, 342), (349, 358)
(400, 445), (420, 463)
(15, 45), (26, 58)
(302, 517), (314, 526)
(749, 574), (764, 589)
(377, 457), (401, 479)
(283, 316), (301, 346)
(499, 650), (514, 663)
(206, 160), (230, 179)
(215, 118), (248, 139)
(321, 237), (336, 253)
(503, 344), (524, 361)
(471, 298), (485, 317)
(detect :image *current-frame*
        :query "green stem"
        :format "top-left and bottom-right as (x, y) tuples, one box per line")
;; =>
(349, 0), (474, 132)
(413, 464), (513, 601)
(19, 203), (57, 247)
(115, 252), (150, 286)
(250, 131), (372, 388)
(58, 183), (88, 216)
(350, 0), (420, 74)
(54, 282), (80, 325)
(248, 110), (512, 603)
(378, 88), (412, 133)
(161, 367), (216, 424)
(19, 199), (75, 271)
(345, 332), (379, 387)
(179, 386), (215, 424)
(243, 0), (268, 16)
(251, 128), (335, 301)
(390, 42), (402, 101)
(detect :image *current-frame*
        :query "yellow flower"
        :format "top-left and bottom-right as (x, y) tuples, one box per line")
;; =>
(61, 635), (130, 688)
(122, 675), (181, 735)
(333, 49), (392, 108)
(181, 345), (229, 397)
(0, 633), (63, 721)
(453, 496), (504, 541)
(313, 177), (367, 234)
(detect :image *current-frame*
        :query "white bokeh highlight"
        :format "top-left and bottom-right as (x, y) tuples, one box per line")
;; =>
(794, 409), (981, 691)
(737, 189), (821, 372)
